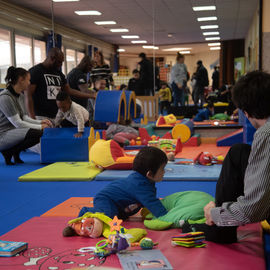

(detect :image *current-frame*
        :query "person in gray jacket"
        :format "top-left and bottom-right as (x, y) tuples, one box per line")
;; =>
(0, 66), (51, 165)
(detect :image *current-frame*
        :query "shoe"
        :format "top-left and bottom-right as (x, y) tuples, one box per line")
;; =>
(13, 152), (24, 164)
(182, 222), (238, 244)
(1, 150), (14, 165)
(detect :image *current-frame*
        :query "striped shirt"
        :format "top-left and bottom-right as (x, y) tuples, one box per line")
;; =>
(90, 64), (113, 85)
(211, 118), (270, 226)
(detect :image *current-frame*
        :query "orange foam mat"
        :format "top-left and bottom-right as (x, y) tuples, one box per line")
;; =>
(42, 197), (143, 221)
(41, 197), (93, 217)
(175, 144), (230, 159)
(0, 216), (265, 270)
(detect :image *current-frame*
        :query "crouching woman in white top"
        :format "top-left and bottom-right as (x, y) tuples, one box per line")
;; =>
(0, 66), (52, 165)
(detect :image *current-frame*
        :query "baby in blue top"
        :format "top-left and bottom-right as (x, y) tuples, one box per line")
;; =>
(79, 146), (168, 220)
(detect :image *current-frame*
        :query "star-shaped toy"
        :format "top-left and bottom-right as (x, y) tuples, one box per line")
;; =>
(109, 216), (123, 232)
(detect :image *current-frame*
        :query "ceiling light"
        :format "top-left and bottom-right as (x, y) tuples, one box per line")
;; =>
(143, 46), (159, 49)
(131, 40), (147, 44)
(75, 11), (101, 15)
(197, 17), (217, 22)
(210, 47), (221, 50)
(117, 49), (125, 52)
(200, 25), (218, 29)
(121, 35), (139, 39)
(203, 32), (220, 36)
(95, 21), (116, 25)
(162, 48), (191, 51)
(208, 42), (221, 46)
(193, 6), (216, 11)
(179, 51), (190, 54)
(53, 0), (79, 2)
(110, 29), (129, 32)
(16, 17), (24, 21)
(168, 33), (173, 37)
(205, 37), (220, 40)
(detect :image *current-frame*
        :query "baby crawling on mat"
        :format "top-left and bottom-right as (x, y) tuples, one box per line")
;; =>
(63, 146), (168, 237)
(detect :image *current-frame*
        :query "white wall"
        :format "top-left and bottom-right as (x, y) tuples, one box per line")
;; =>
(119, 49), (219, 85)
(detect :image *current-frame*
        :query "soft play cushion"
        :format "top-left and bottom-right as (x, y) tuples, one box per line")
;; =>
(143, 191), (214, 230)
(90, 139), (134, 170)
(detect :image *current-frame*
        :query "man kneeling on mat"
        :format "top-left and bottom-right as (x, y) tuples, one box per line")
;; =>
(183, 70), (270, 243)
(63, 146), (168, 237)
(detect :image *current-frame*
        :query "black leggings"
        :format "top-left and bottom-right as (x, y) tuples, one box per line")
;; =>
(215, 143), (251, 206)
(3, 128), (43, 155)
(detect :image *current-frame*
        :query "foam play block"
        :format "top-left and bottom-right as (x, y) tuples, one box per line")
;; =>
(42, 197), (94, 217)
(95, 161), (221, 181)
(41, 127), (90, 163)
(217, 128), (243, 146)
(184, 133), (201, 146)
(164, 163), (222, 181)
(0, 216), (265, 270)
(18, 162), (102, 182)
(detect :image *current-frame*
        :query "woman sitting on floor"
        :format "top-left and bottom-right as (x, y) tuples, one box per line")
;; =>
(0, 66), (52, 165)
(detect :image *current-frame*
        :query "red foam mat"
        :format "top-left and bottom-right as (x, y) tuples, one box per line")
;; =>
(0, 217), (265, 270)
(175, 144), (230, 159)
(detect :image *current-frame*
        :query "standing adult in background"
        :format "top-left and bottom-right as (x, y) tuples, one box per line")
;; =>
(138, 52), (154, 96)
(67, 55), (95, 109)
(212, 66), (219, 91)
(128, 69), (143, 96)
(90, 51), (114, 89)
(25, 48), (95, 121)
(170, 53), (188, 107)
(0, 67), (51, 165)
(194, 60), (209, 106)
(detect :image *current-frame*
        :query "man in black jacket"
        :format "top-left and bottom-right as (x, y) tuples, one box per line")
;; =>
(194, 60), (209, 106)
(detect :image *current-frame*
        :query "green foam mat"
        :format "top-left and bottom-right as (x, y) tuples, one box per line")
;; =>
(18, 162), (102, 182)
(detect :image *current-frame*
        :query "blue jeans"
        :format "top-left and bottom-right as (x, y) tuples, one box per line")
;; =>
(172, 82), (184, 107)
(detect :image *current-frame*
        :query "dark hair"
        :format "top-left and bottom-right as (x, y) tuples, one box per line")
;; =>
(197, 60), (202, 65)
(5, 66), (29, 86)
(207, 101), (214, 109)
(56, 91), (71, 102)
(232, 70), (270, 119)
(95, 51), (105, 65)
(176, 53), (184, 61)
(120, 84), (127, 90)
(77, 55), (93, 73)
(132, 69), (139, 74)
(133, 146), (168, 177)
(139, 52), (146, 59)
(160, 81), (167, 87)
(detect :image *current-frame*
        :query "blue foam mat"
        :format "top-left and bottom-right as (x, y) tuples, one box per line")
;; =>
(95, 160), (222, 181)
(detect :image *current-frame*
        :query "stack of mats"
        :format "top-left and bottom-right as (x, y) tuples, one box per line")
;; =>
(0, 197), (266, 270)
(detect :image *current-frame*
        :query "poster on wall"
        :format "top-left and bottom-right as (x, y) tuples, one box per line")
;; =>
(234, 57), (245, 82)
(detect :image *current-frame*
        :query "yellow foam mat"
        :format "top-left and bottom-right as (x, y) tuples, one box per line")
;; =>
(18, 162), (102, 182)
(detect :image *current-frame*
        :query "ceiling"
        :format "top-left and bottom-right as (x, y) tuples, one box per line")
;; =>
(4, 0), (259, 54)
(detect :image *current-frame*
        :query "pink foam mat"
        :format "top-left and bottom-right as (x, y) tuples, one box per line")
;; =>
(0, 217), (265, 270)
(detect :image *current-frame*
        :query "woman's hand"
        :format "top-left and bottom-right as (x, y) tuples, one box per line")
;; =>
(204, 201), (216, 225)
(41, 119), (53, 127)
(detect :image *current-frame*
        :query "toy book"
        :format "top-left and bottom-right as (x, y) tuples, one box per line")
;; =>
(0, 240), (28, 257)
(117, 249), (173, 270)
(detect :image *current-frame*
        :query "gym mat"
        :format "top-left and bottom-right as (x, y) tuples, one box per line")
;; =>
(18, 162), (102, 182)
(0, 216), (265, 270)
(41, 197), (93, 217)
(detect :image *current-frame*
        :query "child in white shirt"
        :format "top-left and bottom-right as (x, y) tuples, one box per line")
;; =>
(55, 91), (89, 138)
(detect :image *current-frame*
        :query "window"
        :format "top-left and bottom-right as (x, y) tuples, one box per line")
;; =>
(34, 39), (46, 65)
(15, 34), (32, 70)
(66, 48), (76, 74)
(76, 51), (85, 65)
(0, 29), (11, 84)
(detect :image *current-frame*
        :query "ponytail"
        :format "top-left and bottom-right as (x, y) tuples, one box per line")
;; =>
(5, 66), (29, 86)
